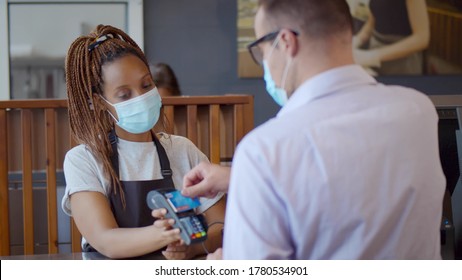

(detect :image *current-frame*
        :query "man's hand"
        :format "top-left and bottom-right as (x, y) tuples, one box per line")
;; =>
(182, 162), (231, 198)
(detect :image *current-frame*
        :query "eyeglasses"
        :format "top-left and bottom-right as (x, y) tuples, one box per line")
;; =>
(247, 30), (299, 65)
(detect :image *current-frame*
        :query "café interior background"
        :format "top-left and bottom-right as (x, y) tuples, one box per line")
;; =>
(1, 0), (462, 257)
(2, 0), (462, 127)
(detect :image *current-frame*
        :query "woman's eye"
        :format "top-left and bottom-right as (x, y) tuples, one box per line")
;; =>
(142, 83), (153, 89)
(117, 91), (131, 100)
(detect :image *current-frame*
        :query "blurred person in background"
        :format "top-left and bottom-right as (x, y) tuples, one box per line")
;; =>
(151, 62), (182, 97)
(351, 0), (430, 75)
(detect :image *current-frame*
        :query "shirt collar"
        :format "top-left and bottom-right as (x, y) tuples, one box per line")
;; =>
(278, 64), (377, 117)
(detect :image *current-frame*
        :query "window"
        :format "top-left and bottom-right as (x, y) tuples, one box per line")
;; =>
(0, 0), (143, 100)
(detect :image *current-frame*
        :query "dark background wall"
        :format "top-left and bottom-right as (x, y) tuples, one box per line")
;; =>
(143, 0), (462, 127)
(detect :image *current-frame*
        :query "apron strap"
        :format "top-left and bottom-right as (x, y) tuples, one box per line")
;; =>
(151, 131), (173, 179)
(109, 129), (120, 178)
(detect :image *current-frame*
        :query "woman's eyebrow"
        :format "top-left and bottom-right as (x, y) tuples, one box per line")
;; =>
(112, 73), (152, 91)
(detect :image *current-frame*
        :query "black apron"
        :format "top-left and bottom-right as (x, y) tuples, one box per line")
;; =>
(82, 130), (175, 253)
(108, 130), (175, 227)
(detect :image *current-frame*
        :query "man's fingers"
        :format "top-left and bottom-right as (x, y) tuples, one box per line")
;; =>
(183, 163), (206, 187)
(181, 180), (215, 198)
(181, 182), (203, 197)
(183, 171), (201, 188)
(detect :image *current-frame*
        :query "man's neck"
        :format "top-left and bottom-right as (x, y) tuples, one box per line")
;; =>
(293, 50), (354, 96)
(290, 39), (355, 97)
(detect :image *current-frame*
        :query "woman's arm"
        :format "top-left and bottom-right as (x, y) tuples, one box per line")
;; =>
(353, 11), (375, 48)
(372, 0), (430, 62)
(70, 191), (182, 259)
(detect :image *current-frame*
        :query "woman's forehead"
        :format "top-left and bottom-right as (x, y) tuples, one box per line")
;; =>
(102, 55), (150, 84)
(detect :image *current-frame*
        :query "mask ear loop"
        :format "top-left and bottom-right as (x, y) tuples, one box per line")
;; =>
(280, 57), (293, 93)
(106, 110), (118, 123)
(267, 33), (292, 94)
(267, 34), (281, 62)
(98, 94), (119, 123)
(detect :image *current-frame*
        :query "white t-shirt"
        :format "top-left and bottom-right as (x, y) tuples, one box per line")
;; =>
(62, 133), (222, 216)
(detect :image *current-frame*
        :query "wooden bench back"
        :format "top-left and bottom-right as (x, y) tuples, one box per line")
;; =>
(0, 95), (254, 256)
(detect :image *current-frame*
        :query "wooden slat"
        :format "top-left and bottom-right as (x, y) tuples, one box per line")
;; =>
(233, 104), (244, 147)
(0, 109), (10, 256)
(0, 99), (67, 109)
(21, 109), (34, 255)
(209, 105), (220, 164)
(243, 96), (254, 135)
(45, 109), (58, 253)
(164, 106), (175, 134)
(162, 95), (252, 106)
(187, 105), (198, 145)
(71, 218), (82, 253)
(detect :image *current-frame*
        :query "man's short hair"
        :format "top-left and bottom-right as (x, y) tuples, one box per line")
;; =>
(258, 0), (353, 39)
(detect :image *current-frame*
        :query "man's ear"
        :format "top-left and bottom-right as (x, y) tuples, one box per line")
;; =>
(280, 29), (298, 58)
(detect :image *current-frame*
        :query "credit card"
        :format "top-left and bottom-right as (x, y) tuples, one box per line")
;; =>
(165, 190), (201, 213)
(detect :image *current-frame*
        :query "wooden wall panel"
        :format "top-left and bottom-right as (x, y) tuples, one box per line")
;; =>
(0, 95), (254, 255)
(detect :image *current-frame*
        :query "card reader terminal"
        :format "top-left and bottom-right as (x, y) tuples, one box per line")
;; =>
(146, 189), (207, 245)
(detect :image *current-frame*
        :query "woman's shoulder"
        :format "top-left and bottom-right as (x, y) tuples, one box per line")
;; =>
(158, 133), (196, 149)
(66, 143), (89, 154)
(65, 144), (97, 163)
(158, 133), (208, 162)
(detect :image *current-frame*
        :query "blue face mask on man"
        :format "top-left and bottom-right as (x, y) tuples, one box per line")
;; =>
(103, 87), (162, 134)
(262, 36), (292, 107)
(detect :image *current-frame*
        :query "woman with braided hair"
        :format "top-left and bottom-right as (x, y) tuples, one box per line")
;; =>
(61, 24), (225, 259)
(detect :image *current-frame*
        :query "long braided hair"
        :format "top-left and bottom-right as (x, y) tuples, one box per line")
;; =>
(65, 24), (153, 203)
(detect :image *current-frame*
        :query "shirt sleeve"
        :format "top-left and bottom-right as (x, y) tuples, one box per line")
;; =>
(223, 136), (294, 259)
(61, 145), (108, 216)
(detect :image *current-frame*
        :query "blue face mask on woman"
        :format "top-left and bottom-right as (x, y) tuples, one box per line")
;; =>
(262, 36), (292, 107)
(103, 87), (162, 134)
